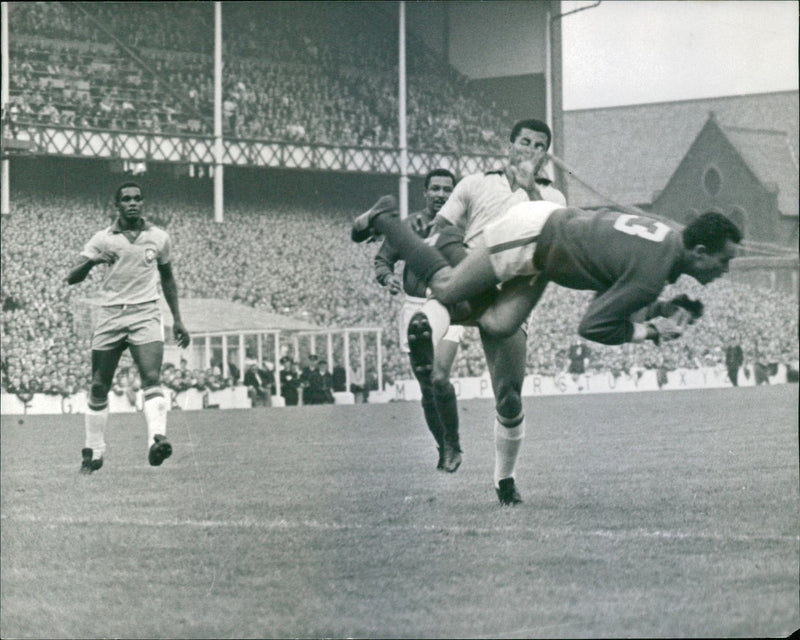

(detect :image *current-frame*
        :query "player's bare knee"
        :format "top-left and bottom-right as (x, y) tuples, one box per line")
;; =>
(477, 312), (518, 338)
(432, 377), (454, 397)
(496, 388), (522, 422)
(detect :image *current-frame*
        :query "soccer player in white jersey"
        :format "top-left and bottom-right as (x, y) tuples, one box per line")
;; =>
(66, 182), (190, 473)
(436, 119), (565, 505)
(356, 119), (566, 505)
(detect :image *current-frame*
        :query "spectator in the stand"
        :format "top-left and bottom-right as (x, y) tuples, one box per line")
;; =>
(244, 359), (270, 407)
(305, 358), (335, 405)
(161, 363), (182, 409)
(279, 355), (300, 406)
(300, 353), (318, 405)
(752, 340), (771, 386)
(567, 339), (590, 389)
(331, 363), (347, 393)
(724, 332), (744, 387)
(228, 356), (241, 385)
(110, 367), (128, 401)
(259, 360), (276, 395)
(8, 372), (37, 405)
(205, 366), (227, 393)
(349, 363), (369, 404)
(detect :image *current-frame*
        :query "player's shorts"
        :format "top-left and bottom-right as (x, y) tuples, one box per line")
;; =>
(91, 300), (164, 351)
(482, 200), (563, 283)
(399, 296), (463, 353)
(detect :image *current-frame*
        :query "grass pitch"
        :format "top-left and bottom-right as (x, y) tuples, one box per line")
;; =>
(2, 385), (798, 638)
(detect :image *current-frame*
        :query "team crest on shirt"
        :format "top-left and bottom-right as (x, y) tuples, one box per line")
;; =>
(144, 248), (157, 264)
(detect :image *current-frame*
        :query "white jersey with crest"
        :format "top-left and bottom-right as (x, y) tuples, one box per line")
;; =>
(81, 219), (171, 306)
(436, 170), (566, 248)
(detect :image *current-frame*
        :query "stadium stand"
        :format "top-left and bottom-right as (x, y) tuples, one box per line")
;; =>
(6, 2), (511, 152)
(2, 173), (798, 399)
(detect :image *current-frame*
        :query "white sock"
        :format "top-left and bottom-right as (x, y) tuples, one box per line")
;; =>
(85, 407), (108, 459)
(494, 416), (525, 487)
(143, 388), (168, 448)
(421, 298), (452, 346)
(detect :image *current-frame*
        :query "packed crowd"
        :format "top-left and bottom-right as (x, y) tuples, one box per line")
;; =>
(6, 2), (511, 153)
(2, 187), (798, 402)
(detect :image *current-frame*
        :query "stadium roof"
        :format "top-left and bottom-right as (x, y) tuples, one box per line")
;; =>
(155, 298), (324, 334)
(562, 91), (799, 210)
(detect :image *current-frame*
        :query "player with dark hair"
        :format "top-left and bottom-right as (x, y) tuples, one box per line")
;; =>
(353, 195), (741, 503)
(374, 168), (465, 472)
(361, 118), (567, 505)
(67, 182), (190, 473)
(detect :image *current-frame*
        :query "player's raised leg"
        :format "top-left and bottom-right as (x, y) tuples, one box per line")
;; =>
(353, 197), (501, 304)
(130, 341), (172, 466)
(81, 343), (126, 474)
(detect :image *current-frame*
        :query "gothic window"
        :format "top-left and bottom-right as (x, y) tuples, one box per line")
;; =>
(703, 166), (721, 196)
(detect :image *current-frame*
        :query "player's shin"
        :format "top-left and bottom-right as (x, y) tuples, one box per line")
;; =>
(493, 412), (525, 487)
(419, 379), (445, 466)
(142, 387), (168, 446)
(433, 379), (461, 472)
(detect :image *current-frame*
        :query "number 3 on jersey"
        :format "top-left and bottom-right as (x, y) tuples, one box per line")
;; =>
(613, 214), (670, 242)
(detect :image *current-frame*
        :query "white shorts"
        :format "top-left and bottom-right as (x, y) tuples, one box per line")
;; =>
(92, 300), (164, 351)
(482, 200), (563, 282)
(399, 296), (463, 353)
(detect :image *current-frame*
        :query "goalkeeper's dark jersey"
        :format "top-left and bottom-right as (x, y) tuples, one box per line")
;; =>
(534, 208), (685, 345)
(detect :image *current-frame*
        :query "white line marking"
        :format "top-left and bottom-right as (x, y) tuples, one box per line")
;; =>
(3, 513), (797, 543)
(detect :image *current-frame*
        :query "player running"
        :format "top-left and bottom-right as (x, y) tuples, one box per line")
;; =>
(353, 197), (741, 502)
(374, 168), (465, 472)
(67, 182), (190, 474)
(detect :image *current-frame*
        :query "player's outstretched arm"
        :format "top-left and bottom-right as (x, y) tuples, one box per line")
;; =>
(158, 262), (191, 348)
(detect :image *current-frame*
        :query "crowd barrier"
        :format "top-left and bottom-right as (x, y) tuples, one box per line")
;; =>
(1, 386), (250, 416)
(393, 364), (789, 402)
(1, 365), (789, 416)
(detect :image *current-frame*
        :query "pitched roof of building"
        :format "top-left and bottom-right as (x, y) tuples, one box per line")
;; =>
(156, 298), (324, 334)
(562, 91), (799, 209)
(721, 124), (798, 217)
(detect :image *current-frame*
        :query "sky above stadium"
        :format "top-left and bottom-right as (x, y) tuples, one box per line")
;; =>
(560, 0), (799, 110)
